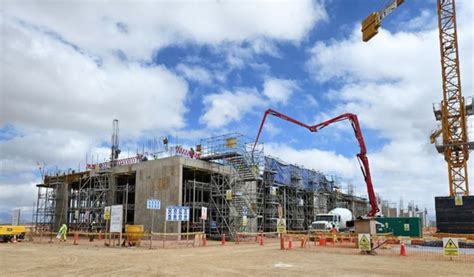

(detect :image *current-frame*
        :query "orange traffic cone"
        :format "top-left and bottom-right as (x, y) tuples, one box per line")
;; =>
(73, 232), (79, 245)
(400, 241), (407, 256)
(203, 234), (208, 247)
(319, 237), (326, 246)
(288, 237), (293, 250)
(221, 234), (226, 246)
(260, 233), (264, 246)
(98, 230), (103, 240)
(12, 235), (17, 244)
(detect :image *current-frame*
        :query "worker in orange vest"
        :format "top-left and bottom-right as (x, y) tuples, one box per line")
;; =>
(330, 224), (337, 244)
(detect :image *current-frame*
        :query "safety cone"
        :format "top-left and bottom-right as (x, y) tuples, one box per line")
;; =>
(400, 241), (407, 256)
(319, 238), (326, 246)
(259, 233), (264, 246)
(221, 234), (226, 246)
(98, 230), (103, 240)
(288, 237), (293, 250)
(12, 235), (17, 244)
(203, 234), (208, 247)
(300, 237), (305, 248)
(73, 232), (79, 245)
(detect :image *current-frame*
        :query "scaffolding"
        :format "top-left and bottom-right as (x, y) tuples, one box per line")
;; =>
(199, 133), (264, 238)
(35, 182), (58, 232)
(68, 172), (111, 230)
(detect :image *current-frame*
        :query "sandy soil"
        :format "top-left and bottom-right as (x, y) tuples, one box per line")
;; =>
(1, 239), (473, 276)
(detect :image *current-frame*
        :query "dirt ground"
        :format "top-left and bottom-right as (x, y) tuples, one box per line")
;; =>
(1, 239), (473, 276)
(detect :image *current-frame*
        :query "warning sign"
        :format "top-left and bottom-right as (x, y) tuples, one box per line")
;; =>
(226, 190), (232, 200)
(104, 206), (110, 220)
(277, 219), (287, 234)
(443, 238), (459, 257)
(455, 196), (463, 206)
(358, 234), (371, 251)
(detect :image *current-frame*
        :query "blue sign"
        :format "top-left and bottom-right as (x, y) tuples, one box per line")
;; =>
(165, 206), (190, 221)
(211, 221), (217, 230)
(147, 199), (161, 210)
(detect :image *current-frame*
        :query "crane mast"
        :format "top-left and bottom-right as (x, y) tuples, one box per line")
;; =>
(434, 0), (470, 196)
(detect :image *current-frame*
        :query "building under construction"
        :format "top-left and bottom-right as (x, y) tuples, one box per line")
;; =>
(35, 133), (368, 238)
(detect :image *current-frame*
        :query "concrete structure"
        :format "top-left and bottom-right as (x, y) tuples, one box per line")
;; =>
(35, 133), (368, 238)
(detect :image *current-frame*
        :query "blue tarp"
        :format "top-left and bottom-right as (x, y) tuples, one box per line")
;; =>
(264, 156), (334, 191)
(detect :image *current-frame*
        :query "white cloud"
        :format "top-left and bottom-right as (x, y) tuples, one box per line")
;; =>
(200, 89), (264, 128)
(263, 78), (299, 104)
(3, 0), (327, 61)
(304, 3), (474, 215)
(175, 63), (214, 85)
(1, 18), (189, 136)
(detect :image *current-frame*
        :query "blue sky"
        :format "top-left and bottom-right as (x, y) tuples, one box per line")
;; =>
(1, 0), (473, 223)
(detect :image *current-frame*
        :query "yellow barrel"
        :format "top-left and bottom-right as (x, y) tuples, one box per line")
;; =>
(125, 225), (144, 245)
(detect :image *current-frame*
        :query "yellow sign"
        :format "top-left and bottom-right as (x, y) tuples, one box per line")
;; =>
(455, 196), (463, 206)
(226, 190), (232, 200)
(443, 238), (459, 257)
(226, 138), (237, 148)
(242, 216), (248, 227)
(358, 234), (371, 251)
(104, 206), (111, 220)
(277, 219), (286, 234)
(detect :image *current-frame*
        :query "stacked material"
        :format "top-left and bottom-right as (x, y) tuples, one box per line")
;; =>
(435, 196), (474, 234)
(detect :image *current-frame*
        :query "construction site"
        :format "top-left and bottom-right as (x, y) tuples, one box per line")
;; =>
(34, 133), (369, 238)
(2, 0), (474, 275)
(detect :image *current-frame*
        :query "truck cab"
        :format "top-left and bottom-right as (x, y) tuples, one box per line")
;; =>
(311, 214), (341, 232)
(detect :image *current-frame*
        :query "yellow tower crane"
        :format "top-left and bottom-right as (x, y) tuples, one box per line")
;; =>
(362, 0), (473, 197)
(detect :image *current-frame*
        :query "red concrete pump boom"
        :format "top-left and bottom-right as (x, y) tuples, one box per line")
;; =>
(252, 109), (379, 217)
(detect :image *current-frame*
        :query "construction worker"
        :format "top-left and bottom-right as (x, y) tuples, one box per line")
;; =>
(88, 221), (96, 242)
(330, 224), (337, 244)
(58, 224), (68, 242)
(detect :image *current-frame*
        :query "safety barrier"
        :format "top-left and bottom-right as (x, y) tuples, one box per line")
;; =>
(29, 230), (207, 249)
(235, 232), (278, 245)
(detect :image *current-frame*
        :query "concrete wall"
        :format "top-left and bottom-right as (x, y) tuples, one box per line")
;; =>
(130, 156), (232, 234)
(131, 156), (183, 234)
(54, 182), (69, 230)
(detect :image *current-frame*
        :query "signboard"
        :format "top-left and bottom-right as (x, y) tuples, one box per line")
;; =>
(166, 206), (190, 221)
(110, 205), (123, 233)
(455, 196), (463, 206)
(175, 146), (200, 159)
(443, 238), (459, 257)
(226, 190), (233, 200)
(358, 234), (371, 251)
(147, 199), (161, 210)
(104, 206), (111, 220)
(242, 216), (248, 227)
(201, 207), (208, 220)
(211, 221), (217, 230)
(277, 218), (287, 234)
(86, 155), (143, 170)
(12, 208), (20, 226)
(271, 187), (277, 196)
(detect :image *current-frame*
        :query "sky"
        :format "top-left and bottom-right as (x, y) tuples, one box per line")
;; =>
(0, 0), (473, 223)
